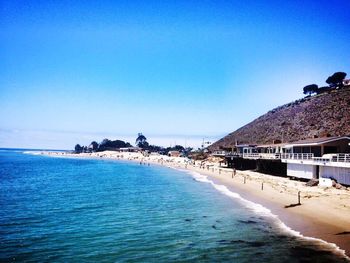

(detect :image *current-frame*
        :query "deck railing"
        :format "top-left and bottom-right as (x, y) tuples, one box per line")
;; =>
(281, 153), (350, 163)
(242, 153), (260, 159)
(259, 153), (281, 159)
(212, 151), (227, 156)
(331, 154), (350, 163)
(313, 154), (350, 164)
(221, 152), (350, 163)
(242, 153), (281, 159)
(226, 153), (243, 158)
(280, 153), (314, 160)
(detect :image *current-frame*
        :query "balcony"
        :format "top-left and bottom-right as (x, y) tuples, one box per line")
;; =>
(281, 153), (350, 168)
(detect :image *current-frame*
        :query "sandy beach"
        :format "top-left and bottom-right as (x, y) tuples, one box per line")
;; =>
(43, 150), (350, 258)
(192, 167), (350, 256)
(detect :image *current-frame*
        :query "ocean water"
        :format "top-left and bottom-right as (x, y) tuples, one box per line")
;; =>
(0, 150), (348, 262)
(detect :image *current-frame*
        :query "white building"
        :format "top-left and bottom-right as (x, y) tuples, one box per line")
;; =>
(281, 136), (350, 185)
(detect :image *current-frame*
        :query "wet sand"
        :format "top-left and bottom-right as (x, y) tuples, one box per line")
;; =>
(184, 165), (350, 258)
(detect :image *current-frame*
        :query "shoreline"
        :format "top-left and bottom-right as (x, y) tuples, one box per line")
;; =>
(188, 167), (350, 258)
(37, 151), (350, 259)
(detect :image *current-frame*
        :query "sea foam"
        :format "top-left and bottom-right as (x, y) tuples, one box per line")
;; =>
(23, 151), (42, 155)
(186, 170), (349, 261)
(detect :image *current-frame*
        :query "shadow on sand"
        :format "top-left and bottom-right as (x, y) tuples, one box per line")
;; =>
(335, 231), (350, 235)
(284, 203), (301, 208)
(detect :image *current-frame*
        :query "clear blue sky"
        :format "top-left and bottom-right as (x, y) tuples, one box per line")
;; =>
(1, 0), (349, 149)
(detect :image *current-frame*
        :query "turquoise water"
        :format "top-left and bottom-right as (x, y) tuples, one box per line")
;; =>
(0, 150), (348, 262)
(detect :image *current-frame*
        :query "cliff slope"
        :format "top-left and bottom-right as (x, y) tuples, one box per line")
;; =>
(209, 88), (350, 150)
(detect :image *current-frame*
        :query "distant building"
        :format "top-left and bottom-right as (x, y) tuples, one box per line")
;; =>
(220, 136), (350, 185)
(343, 79), (350, 87)
(119, 147), (141, 152)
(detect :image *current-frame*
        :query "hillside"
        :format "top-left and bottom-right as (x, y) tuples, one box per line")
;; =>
(209, 88), (350, 150)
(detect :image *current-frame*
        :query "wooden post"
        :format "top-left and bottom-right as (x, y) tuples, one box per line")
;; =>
(261, 182), (264, 190)
(244, 176), (246, 184)
(298, 191), (301, 205)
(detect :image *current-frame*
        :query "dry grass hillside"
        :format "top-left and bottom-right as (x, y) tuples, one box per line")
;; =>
(209, 88), (350, 150)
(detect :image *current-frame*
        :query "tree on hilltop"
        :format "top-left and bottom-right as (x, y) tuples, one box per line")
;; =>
(303, 84), (318, 96)
(326, 72), (347, 88)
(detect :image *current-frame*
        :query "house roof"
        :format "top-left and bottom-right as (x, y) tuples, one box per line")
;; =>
(256, 143), (288, 148)
(284, 136), (350, 147)
(236, 144), (257, 147)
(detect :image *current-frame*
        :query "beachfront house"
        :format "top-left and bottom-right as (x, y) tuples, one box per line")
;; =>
(256, 142), (286, 154)
(231, 143), (285, 160)
(219, 136), (350, 185)
(226, 144), (256, 156)
(283, 136), (350, 157)
(281, 136), (350, 185)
